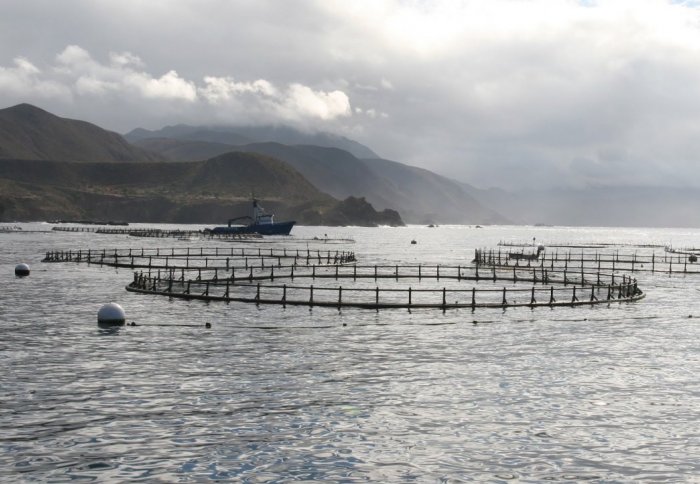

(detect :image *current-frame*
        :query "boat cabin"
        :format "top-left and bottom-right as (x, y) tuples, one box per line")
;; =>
(253, 199), (274, 225)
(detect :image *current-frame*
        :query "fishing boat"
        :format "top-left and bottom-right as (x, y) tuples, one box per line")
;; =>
(207, 199), (295, 236)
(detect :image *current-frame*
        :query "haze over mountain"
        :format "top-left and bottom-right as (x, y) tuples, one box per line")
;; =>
(233, 144), (505, 224)
(133, 124), (700, 228)
(0, 104), (163, 162)
(462, 185), (700, 229)
(125, 124), (378, 159)
(133, 133), (506, 224)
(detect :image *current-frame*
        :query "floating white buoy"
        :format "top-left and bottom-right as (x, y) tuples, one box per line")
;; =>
(97, 302), (126, 326)
(15, 263), (30, 276)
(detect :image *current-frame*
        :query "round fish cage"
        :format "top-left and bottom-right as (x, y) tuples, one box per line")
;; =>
(41, 245), (645, 312)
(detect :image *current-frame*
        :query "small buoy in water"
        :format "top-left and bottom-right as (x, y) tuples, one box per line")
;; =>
(15, 263), (30, 277)
(97, 302), (126, 327)
(689, 255), (697, 263)
(205, 322), (211, 329)
(410, 239), (417, 245)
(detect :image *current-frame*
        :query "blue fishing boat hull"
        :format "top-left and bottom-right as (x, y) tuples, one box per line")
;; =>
(209, 220), (296, 235)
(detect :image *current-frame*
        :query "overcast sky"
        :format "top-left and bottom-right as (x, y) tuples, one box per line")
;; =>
(2, 0), (700, 190)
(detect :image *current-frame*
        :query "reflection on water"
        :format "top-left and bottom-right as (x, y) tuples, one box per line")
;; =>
(0, 224), (699, 481)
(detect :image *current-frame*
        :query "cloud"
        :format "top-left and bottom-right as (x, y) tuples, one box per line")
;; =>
(130, 70), (197, 101)
(199, 76), (350, 122)
(0, 44), (353, 125)
(283, 84), (350, 120)
(200, 77), (278, 101)
(304, 0), (700, 188)
(54, 45), (197, 101)
(0, 57), (71, 100)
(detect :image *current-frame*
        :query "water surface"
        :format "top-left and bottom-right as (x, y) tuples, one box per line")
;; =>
(1, 224), (698, 481)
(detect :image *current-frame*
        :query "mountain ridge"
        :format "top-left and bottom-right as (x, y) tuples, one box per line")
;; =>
(0, 103), (163, 162)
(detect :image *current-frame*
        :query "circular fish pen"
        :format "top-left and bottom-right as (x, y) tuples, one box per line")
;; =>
(43, 245), (644, 311)
(475, 247), (700, 275)
(51, 226), (263, 240)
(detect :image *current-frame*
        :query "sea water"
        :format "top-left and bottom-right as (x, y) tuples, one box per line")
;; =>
(0, 224), (698, 482)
